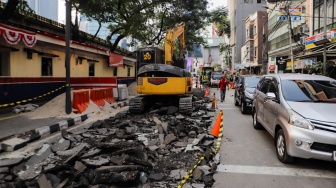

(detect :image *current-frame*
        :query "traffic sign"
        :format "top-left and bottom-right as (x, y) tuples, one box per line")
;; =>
(278, 15), (302, 21)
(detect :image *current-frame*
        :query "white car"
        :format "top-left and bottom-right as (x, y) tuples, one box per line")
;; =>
(210, 72), (222, 87)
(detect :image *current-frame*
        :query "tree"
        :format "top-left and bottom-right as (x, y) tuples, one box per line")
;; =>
(73, 0), (210, 53)
(0, 0), (34, 21)
(2, 0), (211, 54)
(209, 6), (230, 38)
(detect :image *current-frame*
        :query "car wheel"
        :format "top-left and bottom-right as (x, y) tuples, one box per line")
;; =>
(241, 100), (247, 114)
(234, 94), (239, 106)
(276, 129), (294, 164)
(253, 110), (263, 129)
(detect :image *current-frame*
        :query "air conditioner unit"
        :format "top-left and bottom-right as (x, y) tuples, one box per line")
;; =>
(300, 24), (309, 33)
(300, 36), (307, 45)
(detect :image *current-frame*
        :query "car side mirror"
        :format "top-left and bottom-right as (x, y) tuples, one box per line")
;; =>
(265, 92), (276, 101)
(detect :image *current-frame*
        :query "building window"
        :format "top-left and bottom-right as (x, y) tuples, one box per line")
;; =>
(254, 47), (257, 57)
(246, 29), (249, 37)
(244, 0), (253, 3)
(88, 62), (95, 76)
(127, 67), (131, 76)
(113, 67), (117, 76)
(253, 25), (257, 35)
(41, 57), (52, 76)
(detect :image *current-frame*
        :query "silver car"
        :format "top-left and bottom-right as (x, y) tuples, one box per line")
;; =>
(252, 74), (336, 163)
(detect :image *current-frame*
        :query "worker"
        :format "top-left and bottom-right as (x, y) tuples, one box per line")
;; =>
(218, 75), (230, 102)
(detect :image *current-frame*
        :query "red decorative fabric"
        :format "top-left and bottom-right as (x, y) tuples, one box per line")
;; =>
(0, 24), (37, 47)
(109, 52), (124, 67)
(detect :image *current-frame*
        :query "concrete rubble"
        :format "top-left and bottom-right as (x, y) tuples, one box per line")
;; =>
(0, 90), (221, 187)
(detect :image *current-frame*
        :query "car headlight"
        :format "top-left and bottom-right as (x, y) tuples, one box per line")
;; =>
(244, 90), (254, 99)
(288, 110), (314, 130)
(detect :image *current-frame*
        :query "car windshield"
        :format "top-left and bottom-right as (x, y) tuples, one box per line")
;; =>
(212, 73), (222, 79)
(245, 77), (261, 88)
(281, 79), (336, 103)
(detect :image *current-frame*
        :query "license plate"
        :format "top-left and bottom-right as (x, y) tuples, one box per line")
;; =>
(334, 151), (336, 161)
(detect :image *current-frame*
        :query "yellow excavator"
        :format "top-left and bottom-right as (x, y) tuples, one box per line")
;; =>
(129, 22), (193, 114)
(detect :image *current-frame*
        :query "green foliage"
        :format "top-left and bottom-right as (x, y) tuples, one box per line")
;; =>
(209, 6), (230, 37)
(212, 62), (222, 72)
(72, 0), (210, 52)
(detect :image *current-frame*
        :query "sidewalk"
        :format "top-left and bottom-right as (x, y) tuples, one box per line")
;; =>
(0, 99), (129, 153)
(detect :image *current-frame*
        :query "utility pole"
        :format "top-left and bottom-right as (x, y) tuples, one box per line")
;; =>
(286, 2), (295, 73)
(323, 0), (327, 75)
(65, 0), (72, 114)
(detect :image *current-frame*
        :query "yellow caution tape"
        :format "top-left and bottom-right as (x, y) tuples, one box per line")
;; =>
(0, 85), (66, 108)
(177, 110), (224, 188)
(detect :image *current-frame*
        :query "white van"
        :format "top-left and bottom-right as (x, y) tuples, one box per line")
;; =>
(210, 72), (222, 87)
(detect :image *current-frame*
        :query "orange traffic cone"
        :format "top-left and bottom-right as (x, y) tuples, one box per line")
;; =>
(211, 93), (216, 109)
(205, 87), (209, 97)
(211, 112), (222, 137)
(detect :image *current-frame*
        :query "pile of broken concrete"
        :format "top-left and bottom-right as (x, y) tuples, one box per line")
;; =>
(0, 91), (221, 188)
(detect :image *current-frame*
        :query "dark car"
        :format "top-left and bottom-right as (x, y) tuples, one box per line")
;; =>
(234, 75), (261, 114)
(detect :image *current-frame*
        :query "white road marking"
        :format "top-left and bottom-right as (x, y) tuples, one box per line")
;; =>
(217, 164), (336, 179)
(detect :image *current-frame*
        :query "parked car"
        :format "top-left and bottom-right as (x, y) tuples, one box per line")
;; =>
(210, 72), (222, 87)
(252, 74), (336, 163)
(234, 75), (261, 114)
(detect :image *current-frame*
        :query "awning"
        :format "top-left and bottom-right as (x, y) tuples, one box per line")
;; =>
(24, 48), (59, 57)
(0, 45), (19, 51)
(109, 52), (123, 67)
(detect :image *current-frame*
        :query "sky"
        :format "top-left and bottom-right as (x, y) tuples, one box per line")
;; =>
(208, 0), (228, 10)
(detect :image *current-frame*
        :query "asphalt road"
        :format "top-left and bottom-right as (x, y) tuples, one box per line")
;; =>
(211, 88), (336, 188)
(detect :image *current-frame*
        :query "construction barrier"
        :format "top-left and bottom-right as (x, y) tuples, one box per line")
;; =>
(103, 88), (115, 104)
(72, 90), (89, 113)
(90, 89), (105, 107)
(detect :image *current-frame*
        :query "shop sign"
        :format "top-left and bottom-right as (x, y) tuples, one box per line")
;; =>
(305, 29), (336, 49)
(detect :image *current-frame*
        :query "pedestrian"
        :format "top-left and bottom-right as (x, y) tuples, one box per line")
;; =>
(218, 75), (229, 102)
(229, 75), (234, 89)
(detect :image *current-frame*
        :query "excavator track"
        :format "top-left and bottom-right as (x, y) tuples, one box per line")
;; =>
(178, 96), (193, 115)
(129, 96), (145, 114)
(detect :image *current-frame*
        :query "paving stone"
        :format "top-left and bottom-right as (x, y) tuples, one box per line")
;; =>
(192, 168), (204, 181)
(0, 167), (9, 173)
(148, 145), (159, 151)
(1, 137), (27, 152)
(51, 139), (70, 152)
(149, 173), (164, 181)
(0, 157), (23, 167)
(191, 183), (205, 188)
(74, 161), (87, 173)
(46, 173), (61, 187)
(18, 166), (40, 180)
(169, 169), (188, 180)
(82, 156), (109, 166)
(164, 133), (177, 145)
(174, 142), (188, 147)
(26, 144), (52, 167)
(37, 174), (53, 188)
(97, 128), (108, 134)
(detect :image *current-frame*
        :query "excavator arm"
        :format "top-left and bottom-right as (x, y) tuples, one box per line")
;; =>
(164, 22), (185, 66)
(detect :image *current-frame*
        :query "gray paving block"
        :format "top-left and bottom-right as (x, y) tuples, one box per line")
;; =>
(1, 137), (27, 152)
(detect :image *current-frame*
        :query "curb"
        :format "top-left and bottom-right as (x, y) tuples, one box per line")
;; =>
(112, 100), (129, 109)
(0, 113), (91, 153)
(0, 100), (130, 153)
